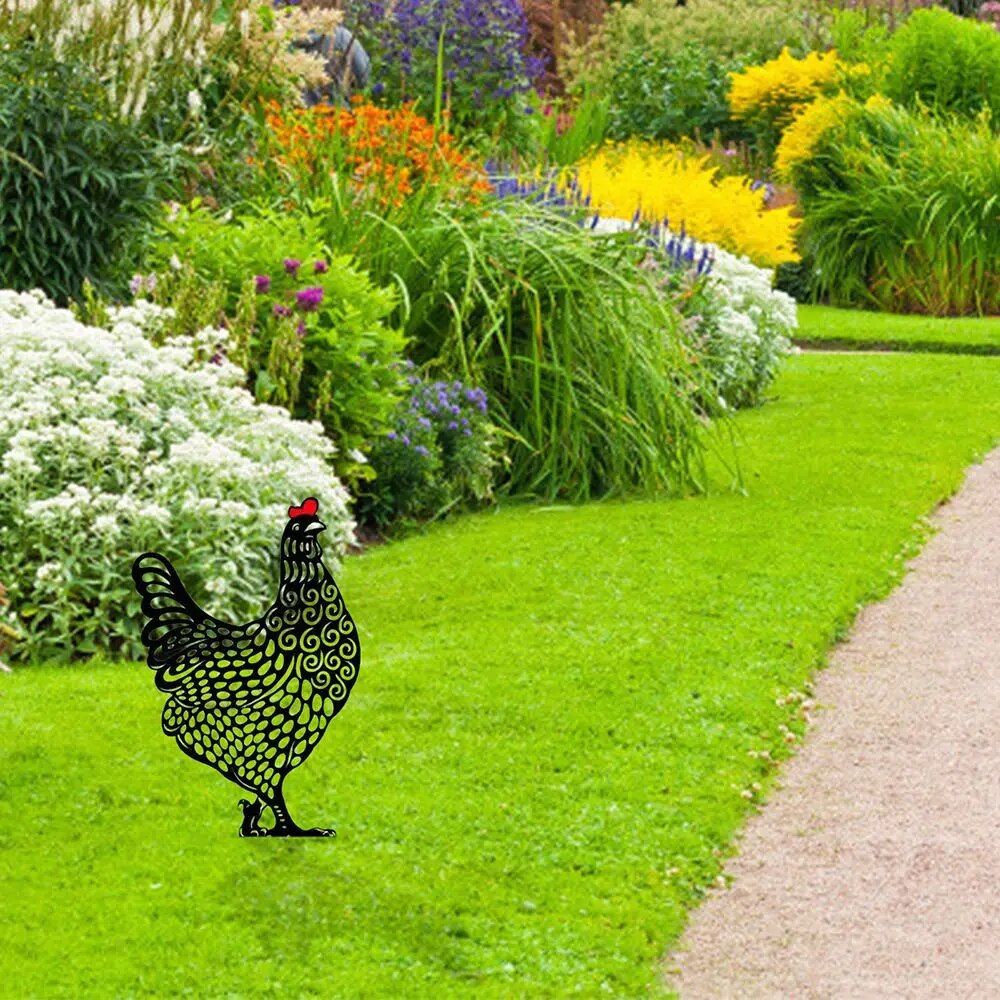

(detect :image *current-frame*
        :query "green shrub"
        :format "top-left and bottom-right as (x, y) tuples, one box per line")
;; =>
(791, 103), (1000, 315)
(567, 0), (829, 99)
(882, 8), (1000, 121)
(146, 205), (406, 489)
(605, 43), (743, 144)
(0, 41), (166, 301)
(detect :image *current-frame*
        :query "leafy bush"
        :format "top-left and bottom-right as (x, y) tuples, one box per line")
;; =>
(346, 0), (542, 135)
(0, 41), (166, 302)
(566, 0), (828, 100)
(146, 206), (405, 489)
(0, 290), (354, 662)
(605, 43), (740, 144)
(881, 8), (1000, 121)
(573, 141), (799, 266)
(358, 367), (498, 529)
(790, 101), (1000, 315)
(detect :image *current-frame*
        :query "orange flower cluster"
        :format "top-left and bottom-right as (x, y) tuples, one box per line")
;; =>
(263, 100), (491, 207)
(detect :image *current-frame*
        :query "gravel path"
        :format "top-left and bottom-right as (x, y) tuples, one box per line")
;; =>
(666, 448), (1000, 999)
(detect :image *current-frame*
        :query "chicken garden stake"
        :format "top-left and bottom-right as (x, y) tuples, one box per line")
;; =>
(132, 497), (361, 837)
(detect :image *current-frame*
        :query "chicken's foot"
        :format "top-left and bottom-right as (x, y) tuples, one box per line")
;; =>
(238, 797), (265, 837)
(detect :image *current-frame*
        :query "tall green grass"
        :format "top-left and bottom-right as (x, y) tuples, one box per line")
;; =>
(793, 103), (1000, 316)
(311, 193), (718, 500)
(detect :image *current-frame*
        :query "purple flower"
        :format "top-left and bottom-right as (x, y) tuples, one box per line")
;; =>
(273, 304), (292, 318)
(283, 258), (301, 277)
(448, 420), (459, 430)
(387, 430), (398, 440)
(401, 434), (411, 446)
(296, 321), (307, 337)
(313, 259), (329, 274)
(295, 286), (324, 312)
(255, 274), (271, 294)
(414, 445), (430, 457)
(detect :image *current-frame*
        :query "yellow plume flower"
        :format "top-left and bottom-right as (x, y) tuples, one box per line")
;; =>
(572, 141), (799, 267)
(729, 48), (842, 130)
(775, 92), (856, 177)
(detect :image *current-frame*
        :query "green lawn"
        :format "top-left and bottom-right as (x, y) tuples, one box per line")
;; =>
(3, 354), (1000, 998)
(796, 304), (1000, 354)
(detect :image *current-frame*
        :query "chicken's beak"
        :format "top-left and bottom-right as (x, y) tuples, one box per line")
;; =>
(304, 520), (326, 534)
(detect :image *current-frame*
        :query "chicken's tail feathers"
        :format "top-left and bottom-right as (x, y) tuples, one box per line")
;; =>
(132, 552), (211, 667)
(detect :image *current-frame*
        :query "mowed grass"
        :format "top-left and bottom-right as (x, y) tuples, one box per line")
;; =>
(3, 354), (1000, 998)
(797, 304), (1000, 354)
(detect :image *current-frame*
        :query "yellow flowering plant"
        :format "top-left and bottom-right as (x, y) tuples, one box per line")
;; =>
(572, 141), (799, 267)
(775, 92), (892, 178)
(774, 92), (856, 177)
(728, 47), (843, 159)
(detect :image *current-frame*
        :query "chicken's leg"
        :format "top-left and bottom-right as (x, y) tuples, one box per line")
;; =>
(265, 783), (335, 838)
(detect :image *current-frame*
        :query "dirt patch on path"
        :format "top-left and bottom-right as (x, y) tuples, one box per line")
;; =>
(665, 448), (1000, 999)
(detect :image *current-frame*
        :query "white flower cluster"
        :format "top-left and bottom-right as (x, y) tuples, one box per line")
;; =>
(701, 245), (797, 407)
(0, 290), (355, 661)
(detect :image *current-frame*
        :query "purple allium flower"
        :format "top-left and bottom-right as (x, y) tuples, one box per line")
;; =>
(313, 259), (329, 274)
(273, 304), (292, 318)
(387, 430), (398, 440)
(401, 434), (411, 446)
(295, 286), (324, 312)
(414, 445), (430, 457)
(448, 420), (459, 430)
(283, 258), (301, 277)
(255, 274), (271, 294)
(418, 417), (432, 429)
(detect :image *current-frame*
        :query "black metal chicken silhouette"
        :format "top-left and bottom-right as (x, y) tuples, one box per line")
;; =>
(132, 497), (360, 837)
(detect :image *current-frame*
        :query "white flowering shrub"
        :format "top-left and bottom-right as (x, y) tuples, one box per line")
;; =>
(699, 245), (797, 407)
(0, 290), (355, 662)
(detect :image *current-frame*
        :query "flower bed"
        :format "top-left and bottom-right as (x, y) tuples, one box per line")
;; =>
(0, 290), (354, 660)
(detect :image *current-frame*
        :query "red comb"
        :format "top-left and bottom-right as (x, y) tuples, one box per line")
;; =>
(288, 497), (319, 519)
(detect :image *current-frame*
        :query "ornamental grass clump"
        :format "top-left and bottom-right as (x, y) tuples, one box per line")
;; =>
(0, 289), (354, 661)
(573, 141), (799, 267)
(789, 102), (1000, 315)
